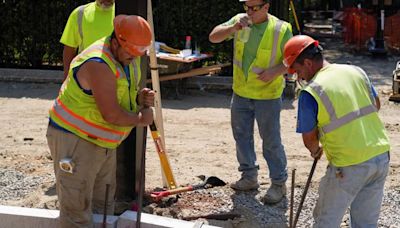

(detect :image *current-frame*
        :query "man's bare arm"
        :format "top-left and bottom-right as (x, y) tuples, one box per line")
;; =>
(63, 45), (77, 80)
(78, 61), (153, 126)
(302, 127), (322, 159)
(209, 24), (239, 43)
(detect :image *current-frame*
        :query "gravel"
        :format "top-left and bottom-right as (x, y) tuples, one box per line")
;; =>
(0, 168), (49, 204)
(0, 167), (398, 227)
(146, 185), (400, 227)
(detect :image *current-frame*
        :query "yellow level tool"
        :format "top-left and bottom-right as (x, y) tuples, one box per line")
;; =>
(149, 122), (177, 189)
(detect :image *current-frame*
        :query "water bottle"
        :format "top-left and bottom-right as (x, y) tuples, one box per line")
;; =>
(238, 19), (252, 43)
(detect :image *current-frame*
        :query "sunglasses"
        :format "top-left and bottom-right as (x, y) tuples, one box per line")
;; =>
(243, 3), (267, 12)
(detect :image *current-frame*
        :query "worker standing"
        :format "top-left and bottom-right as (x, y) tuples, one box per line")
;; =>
(47, 15), (154, 227)
(209, 0), (292, 204)
(283, 35), (390, 227)
(60, 0), (115, 80)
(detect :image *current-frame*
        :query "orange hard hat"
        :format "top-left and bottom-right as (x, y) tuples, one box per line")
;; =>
(283, 35), (319, 74)
(114, 15), (152, 56)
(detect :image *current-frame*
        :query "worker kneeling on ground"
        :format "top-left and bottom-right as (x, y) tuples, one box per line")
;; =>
(46, 15), (155, 228)
(284, 35), (390, 227)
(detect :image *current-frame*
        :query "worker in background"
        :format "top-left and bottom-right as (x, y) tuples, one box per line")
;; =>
(209, 0), (292, 204)
(284, 35), (390, 227)
(47, 15), (154, 227)
(60, 0), (115, 80)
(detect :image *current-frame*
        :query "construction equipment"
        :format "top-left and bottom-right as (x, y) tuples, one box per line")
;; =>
(367, 0), (387, 55)
(149, 121), (177, 189)
(136, 126), (147, 228)
(150, 176), (226, 201)
(390, 60), (400, 102)
(292, 159), (318, 228)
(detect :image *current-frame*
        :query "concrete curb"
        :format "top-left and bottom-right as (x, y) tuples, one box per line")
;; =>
(0, 68), (233, 88)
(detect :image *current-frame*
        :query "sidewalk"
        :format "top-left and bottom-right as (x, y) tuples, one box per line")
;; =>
(0, 68), (63, 84)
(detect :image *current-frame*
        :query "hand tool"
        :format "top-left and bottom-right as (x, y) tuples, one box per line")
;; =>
(149, 121), (177, 189)
(293, 159), (318, 228)
(150, 176), (226, 200)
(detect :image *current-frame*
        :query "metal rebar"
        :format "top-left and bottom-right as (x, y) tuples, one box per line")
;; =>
(293, 159), (318, 228)
(289, 168), (296, 228)
(102, 184), (110, 228)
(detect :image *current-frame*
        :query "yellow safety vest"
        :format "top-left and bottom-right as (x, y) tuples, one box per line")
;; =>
(49, 37), (141, 149)
(233, 15), (291, 99)
(303, 64), (390, 167)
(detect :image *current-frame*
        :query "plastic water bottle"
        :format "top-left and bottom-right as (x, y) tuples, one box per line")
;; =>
(239, 19), (252, 43)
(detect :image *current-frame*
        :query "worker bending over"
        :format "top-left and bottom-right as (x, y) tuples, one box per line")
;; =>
(284, 35), (390, 227)
(47, 15), (154, 227)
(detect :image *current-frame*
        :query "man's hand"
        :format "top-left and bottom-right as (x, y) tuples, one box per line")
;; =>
(257, 64), (287, 82)
(310, 146), (323, 160)
(138, 88), (155, 107)
(138, 108), (154, 126)
(237, 14), (251, 29)
(257, 68), (277, 82)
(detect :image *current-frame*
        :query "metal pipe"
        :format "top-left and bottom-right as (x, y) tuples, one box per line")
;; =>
(293, 159), (318, 228)
(289, 168), (296, 228)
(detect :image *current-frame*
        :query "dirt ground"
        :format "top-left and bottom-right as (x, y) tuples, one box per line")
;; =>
(0, 38), (399, 227)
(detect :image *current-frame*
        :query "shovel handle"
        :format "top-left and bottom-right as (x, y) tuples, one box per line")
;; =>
(151, 186), (193, 199)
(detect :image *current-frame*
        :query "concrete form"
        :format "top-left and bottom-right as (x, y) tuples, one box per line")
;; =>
(0, 205), (220, 228)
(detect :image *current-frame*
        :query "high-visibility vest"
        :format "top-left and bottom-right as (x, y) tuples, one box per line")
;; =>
(303, 64), (390, 167)
(233, 14), (291, 99)
(49, 37), (141, 149)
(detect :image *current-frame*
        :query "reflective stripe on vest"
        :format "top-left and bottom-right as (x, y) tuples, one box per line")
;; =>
(74, 44), (123, 78)
(233, 20), (284, 73)
(308, 81), (377, 134)
(77, 4), (88, 52)
(52, 98), (126, 143)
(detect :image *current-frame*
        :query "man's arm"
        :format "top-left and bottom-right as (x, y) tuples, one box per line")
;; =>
(209, 14), (249, 43)
(77, 61), (153, 126)
(62, 46), (77, 80)
(209, 24), (239, 43)
(302, 128), (322, 159)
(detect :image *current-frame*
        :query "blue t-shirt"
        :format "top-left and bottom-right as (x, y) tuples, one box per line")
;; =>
(296, 85), (377, 133)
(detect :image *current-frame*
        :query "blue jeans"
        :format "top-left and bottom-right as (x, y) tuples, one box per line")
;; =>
(313, 152), (389, 228)
(231, 93), (287, 184)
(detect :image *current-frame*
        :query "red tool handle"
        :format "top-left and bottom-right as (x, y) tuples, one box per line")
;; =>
(151, 186), (193, 200)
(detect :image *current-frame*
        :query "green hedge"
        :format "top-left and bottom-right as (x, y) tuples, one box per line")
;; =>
(0, 0), (296, 69)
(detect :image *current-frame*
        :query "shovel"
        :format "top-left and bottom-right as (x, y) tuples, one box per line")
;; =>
(150, 176), (226, 200)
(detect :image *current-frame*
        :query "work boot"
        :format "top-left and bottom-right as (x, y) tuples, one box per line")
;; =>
(230, 177), (259, 191)
(263, 183), (287, 204)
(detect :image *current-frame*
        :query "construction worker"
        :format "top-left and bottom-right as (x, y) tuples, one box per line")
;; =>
(283, 35), (390, 227)
(209, 0), (292, 204)
(60, 0), (115, 80)
(46, 15), (154, 227)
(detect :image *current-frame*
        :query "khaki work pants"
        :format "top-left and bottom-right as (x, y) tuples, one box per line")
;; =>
(46, 125), (116, 228)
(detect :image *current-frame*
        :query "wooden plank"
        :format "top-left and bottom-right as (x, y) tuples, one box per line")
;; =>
(146, 63), (231, 83)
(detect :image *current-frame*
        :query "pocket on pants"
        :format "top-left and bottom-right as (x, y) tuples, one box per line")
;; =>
(60, 177), (87, 211)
